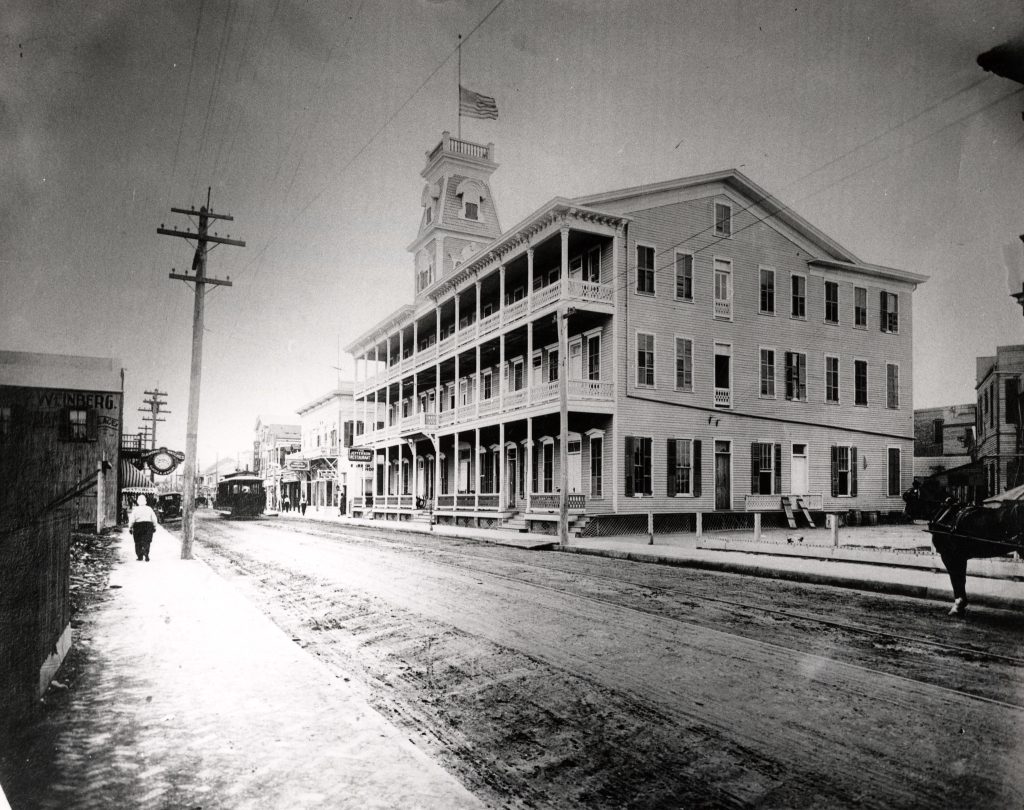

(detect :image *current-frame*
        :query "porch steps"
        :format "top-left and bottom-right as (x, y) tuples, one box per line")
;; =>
(780, 496), (799, 529)
(569, 515), (591, 537)
(795, 498), (816, 528)
(410, 511), (433, 526)
(503, 512), (529, 533)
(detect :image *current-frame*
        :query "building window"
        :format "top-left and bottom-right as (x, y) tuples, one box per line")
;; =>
(824, 281), (839, 324)
(625, 436), (653, 496)
(64, 407), (96, 442)
(636, 245), (655, 294)
(760, 268), (775, 314)
(0, 406), (11, 438)
(714, 202), (732, 237)
(675, 337), (692, 391)
(510, 359), (524, 391)
(1006, 378), (1020, 425)
(932, 418), (944, 445)
(854, 286), (867, 328)
(713, 258), (732, 319)
(464, 201), (479, 220)
(714, 343), (732, 408)
(880, 290), (899, 333)
(831, 445), (858, 497)
(482, 370), (493, 400)
(637, 332), (655, 387)
(587, 334), (601, 381)
(791, 274), (806, 319)
(750, 442), (780, 495)
(667, 438), (693, 496)
(886, 363), (899, 409)
(675, 252), (693, 300)
(784, 351), (807, 401)
(855, 360), (868, 406)
(590, 436), (603, 498)
(888, 447), (902, 497)
(760, 348), (775, 398)
(547, 350), (559, 383)
(825, 355), (840, 403)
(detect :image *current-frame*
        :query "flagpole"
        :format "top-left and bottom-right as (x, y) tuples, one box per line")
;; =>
(457, 33), (462, 139)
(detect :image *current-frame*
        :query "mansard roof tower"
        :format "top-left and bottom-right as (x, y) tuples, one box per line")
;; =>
(408, 131), (502, 299)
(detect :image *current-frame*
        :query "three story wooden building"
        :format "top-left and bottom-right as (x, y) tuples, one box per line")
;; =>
(345, 133), (925, 534)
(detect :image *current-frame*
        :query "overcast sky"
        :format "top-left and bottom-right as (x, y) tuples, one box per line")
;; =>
(2, 0), (1023, 465)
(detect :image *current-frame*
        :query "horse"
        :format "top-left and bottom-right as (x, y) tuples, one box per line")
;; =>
(904, 482), (1024, 615)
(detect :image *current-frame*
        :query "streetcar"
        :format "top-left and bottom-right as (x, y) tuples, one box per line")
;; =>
(214, 472), (267, 519)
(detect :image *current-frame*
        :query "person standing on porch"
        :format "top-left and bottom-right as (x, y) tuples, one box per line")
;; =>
(300, 492), (307, 516)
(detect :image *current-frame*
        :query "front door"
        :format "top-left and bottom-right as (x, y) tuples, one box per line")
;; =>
(791, 443), (808, 495)
(506, 453), (517, 508)
(567, 439), (582, 493)
(714, 440), (731, 510)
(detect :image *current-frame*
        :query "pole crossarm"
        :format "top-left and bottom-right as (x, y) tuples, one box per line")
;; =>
(157, 227), (246, 247)
(169, 272), (233, 287)
(170, 206), (234, 221)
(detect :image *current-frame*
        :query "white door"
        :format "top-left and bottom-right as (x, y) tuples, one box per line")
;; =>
(567, 439), (582, 493)
(791, 443), (808, 495)
(569, 339), (583, 380)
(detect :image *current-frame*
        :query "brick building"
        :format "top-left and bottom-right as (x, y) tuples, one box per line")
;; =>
(345, 133), (925, 534)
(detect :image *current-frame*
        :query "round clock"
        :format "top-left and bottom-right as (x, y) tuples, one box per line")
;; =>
(150, 451), (175, 474)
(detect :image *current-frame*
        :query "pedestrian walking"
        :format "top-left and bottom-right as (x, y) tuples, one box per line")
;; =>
(283, 495), (291, 513)
(300, 494), (307, 516)
(128, 494), (158, 562)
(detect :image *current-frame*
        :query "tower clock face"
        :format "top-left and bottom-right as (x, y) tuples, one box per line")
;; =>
(150, 451), (175, 474)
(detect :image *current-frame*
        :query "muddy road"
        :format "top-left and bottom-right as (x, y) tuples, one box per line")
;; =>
(194, 514), (1024, 809)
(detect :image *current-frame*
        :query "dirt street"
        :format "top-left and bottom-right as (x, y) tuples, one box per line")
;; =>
(196, 514), (1024, 809)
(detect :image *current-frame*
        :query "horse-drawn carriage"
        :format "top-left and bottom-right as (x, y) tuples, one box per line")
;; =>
(905, 481), (1024, 615)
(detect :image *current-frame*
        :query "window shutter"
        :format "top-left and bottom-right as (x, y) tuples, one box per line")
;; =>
(850, 447), (858, 496)
(692, 440), (702, 497)
(784, 352), (793, 399)
(880, 291), (888, 333)
(774, 444), (782, 495)
(798, 354), (806, 401)
(624, 436), (635, 497)
(59, 406), (71, 440)
(830, 446), (839, 497)
(86, 408), (98, 441)
(750, 443), (760, 494)
(667, 439), (677, 496)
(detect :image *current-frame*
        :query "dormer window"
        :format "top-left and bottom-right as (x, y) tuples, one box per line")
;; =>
(455, 179), (485, 222)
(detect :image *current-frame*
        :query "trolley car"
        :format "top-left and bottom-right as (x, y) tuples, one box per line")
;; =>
(215, 472), (266, 519)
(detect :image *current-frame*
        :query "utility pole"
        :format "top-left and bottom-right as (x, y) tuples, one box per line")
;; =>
(158, 188), (244, 559)
(138, 388), (170, 450)
(558, 305), (573, 548)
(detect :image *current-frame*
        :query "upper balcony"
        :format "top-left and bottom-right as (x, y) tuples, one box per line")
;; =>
(356, 279), (615, 395)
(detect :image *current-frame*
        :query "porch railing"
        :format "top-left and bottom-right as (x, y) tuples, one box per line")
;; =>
(478, 494), (499, 510)
(714, 387), (731, 408)
(531, 281), (562, 312)
(502, 298), (529, 325)
(437, 494), (455, 509)
(568, 379), (614, 400)
(477, 397), (500, 418)
(532, 380), (559, 406)
(456, 494), (476, 509)
(457, 323), (478, 347)
(531, 493), (559, 510)
(567, 279), (613, 304)
(744, 493), (823, 512)
(478, 311), (501, 337)
(502, 388), (528, 411)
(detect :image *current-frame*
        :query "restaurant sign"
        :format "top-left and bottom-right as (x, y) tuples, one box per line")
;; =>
(347, 447), (374, 463)
(286, 459), (310, 471)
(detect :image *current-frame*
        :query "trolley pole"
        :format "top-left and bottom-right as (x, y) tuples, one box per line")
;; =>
(138, 388), (170, 450)
(158, 188), (244, 558)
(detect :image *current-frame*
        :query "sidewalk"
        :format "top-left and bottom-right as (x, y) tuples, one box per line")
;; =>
(278, 508), (1024, 612)
(19, 526), (481, 810)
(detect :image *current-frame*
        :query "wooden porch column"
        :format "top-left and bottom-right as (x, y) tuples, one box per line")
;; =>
(499, 264), (505, 310)
(560, 227), (569, 289)
(611, 230), (621, 513)
(499, 421), (506, 511)
(525, 419), (533, 512)
(475, 426), (481, 513)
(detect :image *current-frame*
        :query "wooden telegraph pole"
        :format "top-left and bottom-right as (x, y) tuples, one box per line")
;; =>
(158, 189), (244, 558)
(138, 388), (170, 450)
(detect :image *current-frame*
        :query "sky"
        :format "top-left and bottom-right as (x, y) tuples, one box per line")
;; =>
(2, 0), (1024, 467)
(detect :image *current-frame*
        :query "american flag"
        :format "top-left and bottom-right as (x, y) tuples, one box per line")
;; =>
(459, 85), (499, 120)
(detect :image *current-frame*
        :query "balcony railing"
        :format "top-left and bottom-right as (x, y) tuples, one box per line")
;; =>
(714, 298), (732, 319)
(478, 397), (500, 418)
(400, 412), (437, 433)
(438, 334), (455, 356)
(568, 379), (614, 400)
(502, 388), (528, 411)
(531, 281), (562, 312)
(567, 279), (614, 304)
(457, 323), (478, 347)
(531, 493), (559, 510)
(437, 410), (455, 428)
(714, 387), (731, 408)
(502, 298), (529, 325)
(478, 311), (501, 337)
(533, 380), (559, 406)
